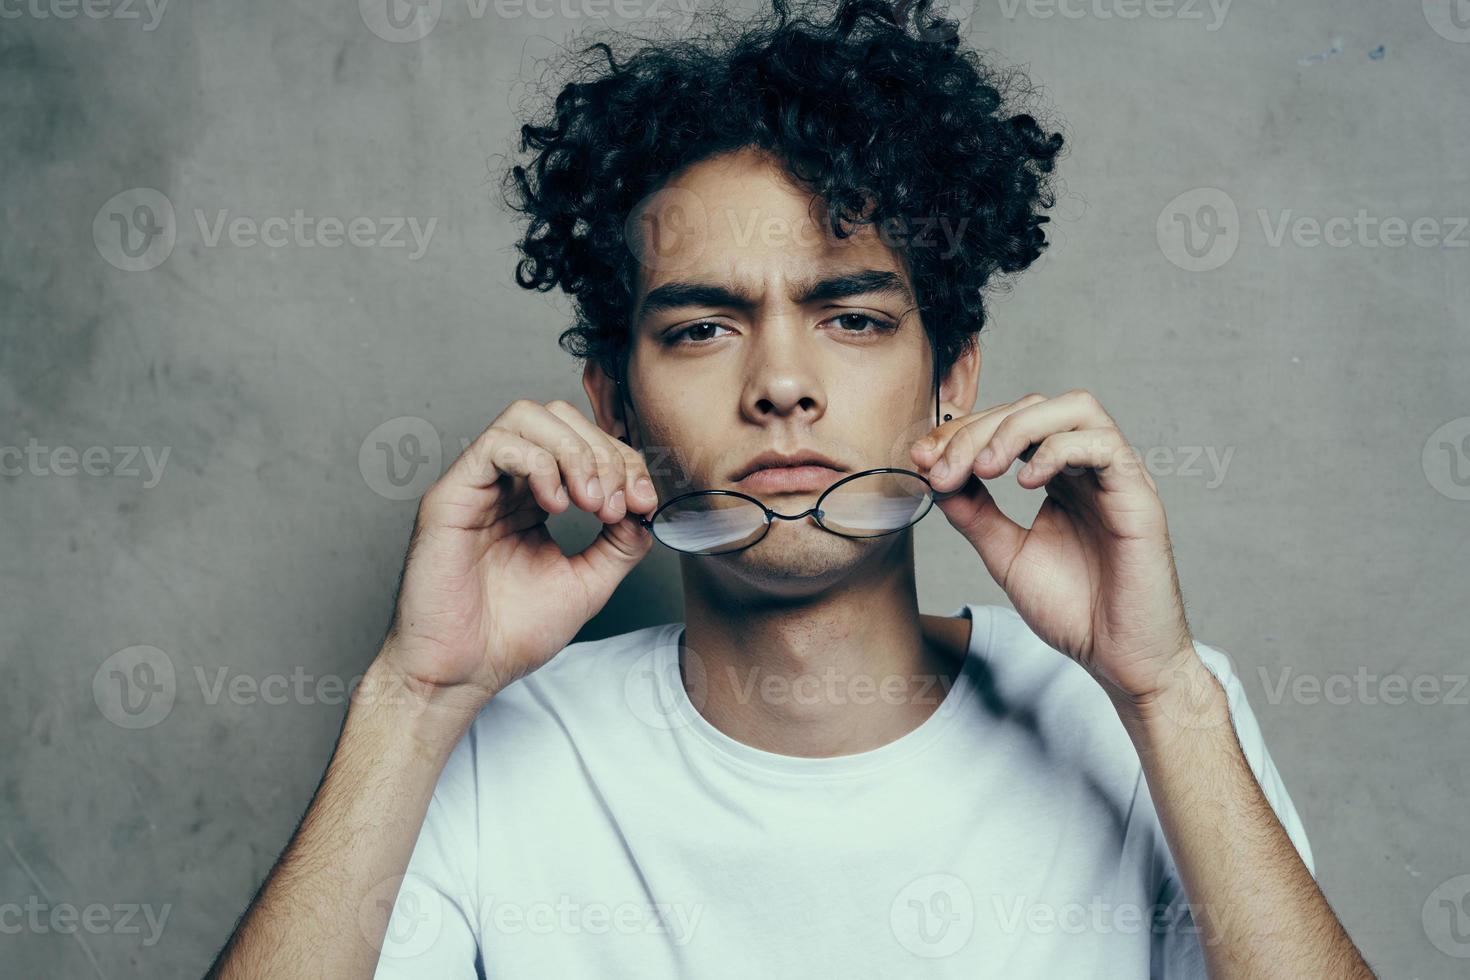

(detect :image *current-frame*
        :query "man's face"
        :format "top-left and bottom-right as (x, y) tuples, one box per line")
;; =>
(595, 146), (970, 585)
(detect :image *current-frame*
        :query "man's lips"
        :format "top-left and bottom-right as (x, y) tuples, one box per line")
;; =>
(732, 465), (843, 494)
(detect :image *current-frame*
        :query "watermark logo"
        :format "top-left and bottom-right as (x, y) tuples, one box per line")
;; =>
(94, 650), (421, 728)
(94, 189), (438, 270)
(623, 186), (709, 275)
(624, 640), (708, 731)
(360, 0), (442, 42)
(1150, 645), (1235, 732)
(899, 0), (976, 42)
(360, 416), (444, 501)
(94, 188), (176, 272)
(1423, 416), (1470, 501)
(1423, 0), (1470, 43)
(93, 646), (176, 730)
(1156, 188), (1239, 272)
(1423, 874), (1470, 958)
(361, 874), (444, 958)
(890, 872), (974, 958)
(1159, 188), (1468, 271)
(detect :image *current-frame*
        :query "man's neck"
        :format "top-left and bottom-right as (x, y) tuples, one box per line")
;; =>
(676, 542), (969, 759)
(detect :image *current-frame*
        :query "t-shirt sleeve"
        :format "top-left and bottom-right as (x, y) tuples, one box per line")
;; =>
(1151, 640), (1315, 979)
(371, 727), (483, 979)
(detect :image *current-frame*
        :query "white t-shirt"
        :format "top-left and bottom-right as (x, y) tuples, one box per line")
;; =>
(372, 603), (1313, 979)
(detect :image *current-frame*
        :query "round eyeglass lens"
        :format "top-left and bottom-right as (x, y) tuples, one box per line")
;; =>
(648, 493), (770, 555)
(817, 470), (933, 536)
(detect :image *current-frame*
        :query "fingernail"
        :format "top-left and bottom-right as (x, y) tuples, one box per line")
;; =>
(978, 447), (995, 466)
(611, 489), (625, 509)
(931, 459), (950, 480)
(637, 477), (655, 498)
(587, 477), (603, 499)
(555, 486), (568, 505)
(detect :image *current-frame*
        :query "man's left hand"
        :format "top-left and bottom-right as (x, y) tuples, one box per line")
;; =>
(911, 389), (1198, 709)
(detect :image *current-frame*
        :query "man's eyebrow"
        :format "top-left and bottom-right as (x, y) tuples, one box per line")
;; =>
(634, 269), (913, 323)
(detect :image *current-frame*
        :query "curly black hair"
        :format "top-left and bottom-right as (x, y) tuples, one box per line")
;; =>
(501, 0), (1064, 394)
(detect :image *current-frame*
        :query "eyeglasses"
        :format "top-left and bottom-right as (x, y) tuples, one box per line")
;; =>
(636, 465), (962, 555)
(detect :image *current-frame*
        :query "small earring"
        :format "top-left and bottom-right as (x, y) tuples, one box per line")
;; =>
(618, 434), (631, 445)
(943, 413), (953, 422)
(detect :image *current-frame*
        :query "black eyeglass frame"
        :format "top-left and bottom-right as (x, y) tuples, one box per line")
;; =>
(634, 465), (966, 556)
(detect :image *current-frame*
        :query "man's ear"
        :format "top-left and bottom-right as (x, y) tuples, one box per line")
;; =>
(940, 336), (982, 420)
(582, 360), (628, 441)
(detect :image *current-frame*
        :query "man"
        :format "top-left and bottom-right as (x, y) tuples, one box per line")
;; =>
(206, 0), (1374, 976)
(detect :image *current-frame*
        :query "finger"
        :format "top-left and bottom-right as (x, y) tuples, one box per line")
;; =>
(911, 393), (1048, 474)
(442, 402), (572, 491)
(544, 400), (632, 523)
(935, 475), (1027, 587)
(975, 389), (1115, 480)
(494, 400), (611, 514)
(1017, 427), (1153, 497)
(545, 400), (659, 517)
(567, 512), (656, 603)
(420, 427), (568, 525)
(920, 394), (1052, 492)
(600, 435), (659, 512)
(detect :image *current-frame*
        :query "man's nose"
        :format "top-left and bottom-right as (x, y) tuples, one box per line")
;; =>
(740, 319), (826, 424)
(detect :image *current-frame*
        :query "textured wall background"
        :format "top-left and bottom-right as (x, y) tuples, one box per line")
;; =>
(2, 0), (1466, 976)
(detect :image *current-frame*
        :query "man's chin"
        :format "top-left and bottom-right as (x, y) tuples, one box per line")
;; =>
(702, 529), (879, 589)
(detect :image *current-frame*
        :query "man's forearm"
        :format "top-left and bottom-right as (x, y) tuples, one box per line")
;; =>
(205, 655), (480, 980)
(1114, 651), (1373, 979)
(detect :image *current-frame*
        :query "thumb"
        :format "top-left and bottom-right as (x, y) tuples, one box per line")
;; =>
(935, 475), (1026, 587)
(567, 513), (656, 607)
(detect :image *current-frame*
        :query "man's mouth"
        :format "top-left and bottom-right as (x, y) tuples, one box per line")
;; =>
(732, 464), (843, 494)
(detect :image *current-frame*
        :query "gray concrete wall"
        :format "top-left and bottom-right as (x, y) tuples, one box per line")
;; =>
(1, 0), (1465, 976)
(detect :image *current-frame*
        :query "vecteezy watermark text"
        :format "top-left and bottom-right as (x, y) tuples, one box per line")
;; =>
(0, 897), (171, 947)
(93, 188), (437, 272)
(995, 0), (1232, 31)
(0, 0), (169, 30)
(1257, 666), (1469, 707)
(1, 439), (169, 488)
(358, 0), (701, 43)
(193, 209), (436, 259)
(92, 645), (424, 730)
(1157, 188), (1469, 272)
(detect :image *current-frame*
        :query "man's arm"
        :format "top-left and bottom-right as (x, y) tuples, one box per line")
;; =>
(203, 397), (662, 978)
(910, 389), (1373, 977)
(203, 657), (480, 979)
(1113, 649), (1374, 979)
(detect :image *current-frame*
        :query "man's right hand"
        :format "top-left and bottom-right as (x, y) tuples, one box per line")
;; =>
(375, 399), (659, 709)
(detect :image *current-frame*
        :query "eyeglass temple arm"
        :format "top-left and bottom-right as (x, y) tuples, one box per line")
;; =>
(934, 323), (952, 427)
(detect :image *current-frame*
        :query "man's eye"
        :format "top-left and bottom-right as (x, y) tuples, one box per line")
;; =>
(666, 321), (732, 346)
(831, 313), (895, 333)
(665, 315), (893, 346)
